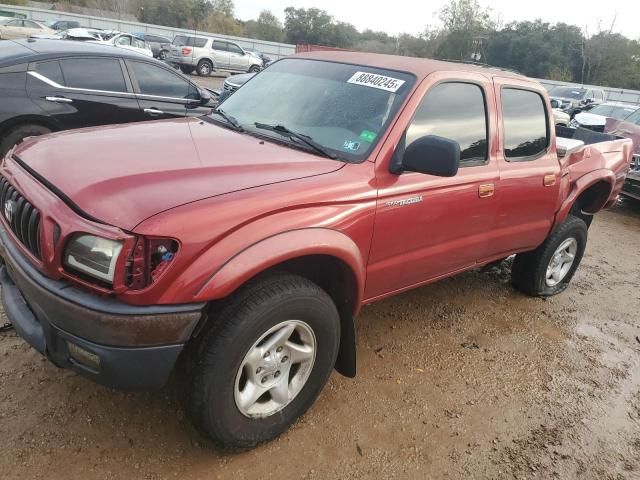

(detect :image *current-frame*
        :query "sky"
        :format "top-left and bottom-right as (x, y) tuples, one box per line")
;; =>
(233, 0), (640, 40)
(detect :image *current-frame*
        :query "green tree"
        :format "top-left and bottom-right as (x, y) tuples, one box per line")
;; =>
(283, 7), (333, 45)
(436, 0), (495, 60)
(245, 10), (284, 42)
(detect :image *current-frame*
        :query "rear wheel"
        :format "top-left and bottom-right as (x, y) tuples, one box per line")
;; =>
(0, 123), (51, 158)
(196, 59), (213, 76)
(511, 215), (588, 296)
(188, 274), (340, 449)
(179, 65), (194, 75)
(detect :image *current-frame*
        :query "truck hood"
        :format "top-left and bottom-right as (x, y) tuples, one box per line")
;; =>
(14, 117), (344, 230)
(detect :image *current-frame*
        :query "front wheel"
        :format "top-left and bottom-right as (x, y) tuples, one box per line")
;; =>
(158, 50), (168, 61)
(248, 64), (261, 73)
(188, 274), (340, 449)
(511, 215), (588, 296)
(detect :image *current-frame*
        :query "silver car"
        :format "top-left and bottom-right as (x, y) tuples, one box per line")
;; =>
(168, 34), (262, 76)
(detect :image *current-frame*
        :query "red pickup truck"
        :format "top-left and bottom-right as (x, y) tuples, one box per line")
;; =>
(0, 52), (632, 449)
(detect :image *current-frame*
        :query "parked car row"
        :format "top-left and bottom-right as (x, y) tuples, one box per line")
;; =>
(0, 39), (215, 157)
(32, 28), (153, 57)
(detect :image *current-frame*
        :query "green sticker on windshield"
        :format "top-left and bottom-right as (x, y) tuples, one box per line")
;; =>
(360, 130), (377, 142)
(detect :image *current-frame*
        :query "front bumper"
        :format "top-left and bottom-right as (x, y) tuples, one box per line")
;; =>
(0, 224), (205, 390)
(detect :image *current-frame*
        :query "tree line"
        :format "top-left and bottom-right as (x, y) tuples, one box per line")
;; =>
(23, 0), (640, 89)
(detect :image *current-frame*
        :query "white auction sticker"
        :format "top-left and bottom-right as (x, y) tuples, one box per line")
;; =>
(347, 72), (405, 92)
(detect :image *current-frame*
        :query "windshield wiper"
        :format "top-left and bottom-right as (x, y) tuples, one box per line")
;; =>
(254, 122), (337, 160)
(212, 108), (243, 131)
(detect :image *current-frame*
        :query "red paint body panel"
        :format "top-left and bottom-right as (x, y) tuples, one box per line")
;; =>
(0, 52), (632, 313)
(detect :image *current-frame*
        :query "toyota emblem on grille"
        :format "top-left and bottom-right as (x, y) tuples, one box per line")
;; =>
(4, 200), (14, 223)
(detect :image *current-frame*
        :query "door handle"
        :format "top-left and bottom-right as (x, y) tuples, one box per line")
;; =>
(45, 96), (72, 103)
(478, 183), (495, 198)
(144, 108), (164, 116)
(543, 174), (557, 187)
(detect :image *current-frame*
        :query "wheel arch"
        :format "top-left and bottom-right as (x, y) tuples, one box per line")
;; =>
(554, 171), (614, 228)
(0, 115), (60, 137)
(194, 228), (365, 377)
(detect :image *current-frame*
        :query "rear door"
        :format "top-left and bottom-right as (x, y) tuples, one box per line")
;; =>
(490, 77), (561, 255)
(211, 40), (231, 69)
(126, 59), (211, 119)
(27, 57), (142, 130)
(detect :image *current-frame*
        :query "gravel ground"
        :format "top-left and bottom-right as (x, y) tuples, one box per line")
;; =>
(0, 199), (639, 480)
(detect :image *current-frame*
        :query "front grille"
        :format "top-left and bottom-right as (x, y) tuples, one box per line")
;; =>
(0, 176), (41, 259)
(223, 83), (238, 92)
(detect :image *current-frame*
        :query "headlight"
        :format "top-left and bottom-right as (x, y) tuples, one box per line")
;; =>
(63, 234), (123, 284)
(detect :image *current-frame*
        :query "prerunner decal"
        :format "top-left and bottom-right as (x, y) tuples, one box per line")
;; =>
(347, 72), (405, 92)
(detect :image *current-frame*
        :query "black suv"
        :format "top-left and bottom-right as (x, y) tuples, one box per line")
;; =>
(0, 39), (215, 157)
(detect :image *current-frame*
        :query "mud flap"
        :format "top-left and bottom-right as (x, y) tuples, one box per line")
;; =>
(334, 309), (356, 378)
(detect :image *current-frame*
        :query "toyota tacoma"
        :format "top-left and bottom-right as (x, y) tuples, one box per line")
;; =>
(0, 52), (633, 449)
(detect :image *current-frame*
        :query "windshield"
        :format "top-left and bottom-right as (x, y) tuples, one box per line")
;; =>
(549, 87), (586, 99)
(217, 59), (415, 162)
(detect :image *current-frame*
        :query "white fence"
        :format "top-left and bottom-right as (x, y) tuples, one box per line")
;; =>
(0, 3), (296, 59)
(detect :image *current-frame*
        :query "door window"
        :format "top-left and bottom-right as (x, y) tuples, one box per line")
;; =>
(502, 88), (549, 160)
(129, 61), (195, 99)
(5, 20), (21, 26)
(227, 43), (243, 55)
(212, 40), (228, 52)
(406, 82), (488, 166)
(60, 58), (127, 92)
(35, 60), (64, 85)
(23, 20), (40, 29)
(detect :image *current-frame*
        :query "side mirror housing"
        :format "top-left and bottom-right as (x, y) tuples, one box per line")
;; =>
(400, 135), (461, 177)
(199, 88), (213, 105)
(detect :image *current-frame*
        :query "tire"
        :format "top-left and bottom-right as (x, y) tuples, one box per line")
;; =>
(511, 215), (588, 297)
(0, 124), (51, 158)
(158, 50), (168, 61)
(179, 65), (193, 75)
(188, 274), (341, 450)
(196, 59), (213, 76)
(248, 64), (261, 73)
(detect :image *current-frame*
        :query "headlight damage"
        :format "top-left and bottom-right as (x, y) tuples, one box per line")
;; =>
(63, 234), (123, 284)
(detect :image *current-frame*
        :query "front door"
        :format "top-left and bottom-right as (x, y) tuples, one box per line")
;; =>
(366, 74), (500, 301)
(211, 40), (231, 69)
(126, 59), (211, 119)
(227, 42), (248, 71)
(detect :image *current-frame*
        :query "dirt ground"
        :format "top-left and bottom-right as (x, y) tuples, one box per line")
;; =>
(1, 199), (639, 480)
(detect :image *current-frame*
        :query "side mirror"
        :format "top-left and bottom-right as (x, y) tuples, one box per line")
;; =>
(401, 135), (461, 177)
(199, 88), (213, 105)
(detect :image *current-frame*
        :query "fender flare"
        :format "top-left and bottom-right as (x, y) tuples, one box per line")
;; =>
(554, 169), (614, 228)
(194, 228), (366, 308)
(194, 228), (365, 378)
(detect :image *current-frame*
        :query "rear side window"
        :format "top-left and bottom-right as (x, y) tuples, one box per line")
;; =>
(173, 35), (207, 48)
(502, 88), (548, 160)
(406, 82), (488, 166)
(35, 60), (64, 85)
(60, 58), (127, 92)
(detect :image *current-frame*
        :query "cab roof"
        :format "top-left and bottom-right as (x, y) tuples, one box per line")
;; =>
(293, 50), (529, 82)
